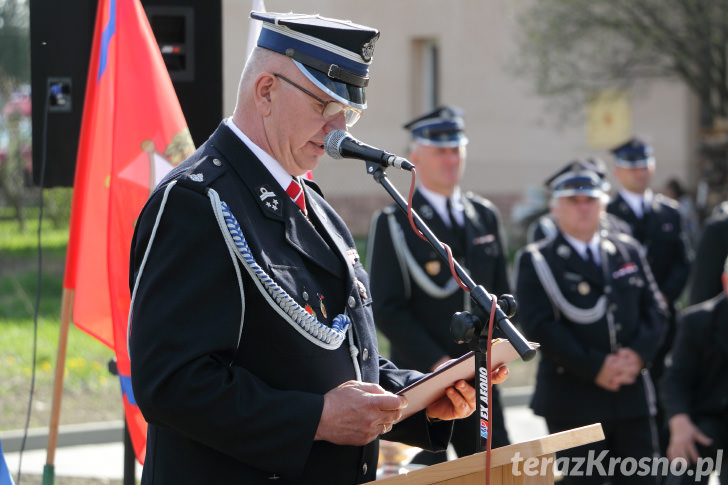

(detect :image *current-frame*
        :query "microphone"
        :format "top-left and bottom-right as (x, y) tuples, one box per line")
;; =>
(324, 130), (414, 171)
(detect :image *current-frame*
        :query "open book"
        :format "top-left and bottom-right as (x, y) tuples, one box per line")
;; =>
(396, 339), (538, 420)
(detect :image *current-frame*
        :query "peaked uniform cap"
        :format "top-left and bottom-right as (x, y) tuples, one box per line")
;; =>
(546, 158), (610, 199)
(252, 11), (380, 110)
(403, 105), (468, 147)
(610, 136), (655, 168)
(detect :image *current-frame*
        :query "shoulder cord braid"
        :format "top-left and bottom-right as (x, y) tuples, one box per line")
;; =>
(527, 245), (607, 324)
(387, 211), (461, 299)
(127, 181), (247, 361)
(207, 188), (358, 361)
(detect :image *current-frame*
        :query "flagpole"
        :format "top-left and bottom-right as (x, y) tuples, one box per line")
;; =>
(42, 287), (74, 485)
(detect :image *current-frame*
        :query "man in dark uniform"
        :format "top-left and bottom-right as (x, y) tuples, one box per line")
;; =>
(368, 106), (511, 464)
(606, 137), (691, 453)
(127, 13), (501, 484)
(526, 157), (631, 243)
(688, 201), (728, 304)
(515, 160), (668, 484)
(660, 255), (728, 484)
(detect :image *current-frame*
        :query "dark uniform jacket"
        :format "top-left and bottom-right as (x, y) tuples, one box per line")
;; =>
(660, 294), (728, 420)
(368, 189), (511, 371)
(128, 123), (451, 484)
(607, 193), (690, 305)
(689, 211), (728, 304)
(368, 189), (511, 449)
(515, 230), (668, 421)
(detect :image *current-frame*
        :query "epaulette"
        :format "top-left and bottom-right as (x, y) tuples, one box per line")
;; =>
(654, 193), (680, 210)
(465, 191), (496, 211)
(174, 156), (227, 194)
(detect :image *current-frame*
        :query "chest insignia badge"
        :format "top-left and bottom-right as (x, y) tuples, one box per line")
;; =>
(257, 185), (282, 216)
(318, 293), (328, 319)
(425, 260), (441, 275)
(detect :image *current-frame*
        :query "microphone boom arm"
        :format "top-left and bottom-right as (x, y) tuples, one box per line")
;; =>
(368, 163), (536, 361)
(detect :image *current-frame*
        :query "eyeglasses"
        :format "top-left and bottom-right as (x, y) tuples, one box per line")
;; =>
(274, 73), (362, 127)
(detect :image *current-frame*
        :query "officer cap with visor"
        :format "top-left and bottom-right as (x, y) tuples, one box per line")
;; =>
(610, 136), (655, 169)
(546, 158), (610, 201)
(403, 106), (469, 147)
(252, 11), (379, 115)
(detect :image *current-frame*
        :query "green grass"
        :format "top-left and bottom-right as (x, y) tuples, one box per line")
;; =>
(1, 210), (120, 431)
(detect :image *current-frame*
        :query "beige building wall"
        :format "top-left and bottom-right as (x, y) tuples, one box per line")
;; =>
(222, 0), (697, 236)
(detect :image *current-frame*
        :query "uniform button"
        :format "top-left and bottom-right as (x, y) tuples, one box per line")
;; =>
(348, 296), (356, 308)
(362, 348), (369, 361)
(212, 158), (222, 166)
(615, 323), (622, 331)
(556, 366), (564, 374)
(362, 463), (368, 475)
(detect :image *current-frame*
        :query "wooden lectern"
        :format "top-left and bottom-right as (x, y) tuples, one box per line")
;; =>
(375, 423), (604, 485)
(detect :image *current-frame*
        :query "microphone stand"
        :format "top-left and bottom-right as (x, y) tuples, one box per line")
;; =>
(367, 162), (537, 454)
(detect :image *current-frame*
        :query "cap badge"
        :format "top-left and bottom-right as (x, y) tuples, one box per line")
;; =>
(425, 260), (441, 275)
(578, 281), (591, 295)
(360, 33), (379, 62)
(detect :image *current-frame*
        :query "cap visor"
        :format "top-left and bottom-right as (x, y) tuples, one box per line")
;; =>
(295, 60), (366, 110)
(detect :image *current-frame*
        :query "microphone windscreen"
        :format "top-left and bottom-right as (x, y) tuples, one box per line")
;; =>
(324, 130), (348, 159)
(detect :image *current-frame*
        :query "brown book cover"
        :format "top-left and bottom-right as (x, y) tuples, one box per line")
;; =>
(396, 339), (538, 419)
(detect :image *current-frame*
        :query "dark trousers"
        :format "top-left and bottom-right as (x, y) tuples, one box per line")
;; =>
(546, 416), (659, 485)
(410, 385), (510, 465)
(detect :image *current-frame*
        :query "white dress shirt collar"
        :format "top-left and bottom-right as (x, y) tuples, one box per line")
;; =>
(418, 185), (464, 227)
(224, 117), (294, 190)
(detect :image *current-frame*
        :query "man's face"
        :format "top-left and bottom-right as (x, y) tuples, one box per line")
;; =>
(263, 69), (348, 176)
(552, 195), (603, 241)
(614, 165), (654, 194)
(410, 143), (466, 196)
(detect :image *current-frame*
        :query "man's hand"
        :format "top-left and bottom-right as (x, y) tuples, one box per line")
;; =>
(667, 414), (713, 464)
(315, 381), (407, 446)
(595, 354), (623, 391)
(425, 365), (509, 421)
(614, 348), (643, 385)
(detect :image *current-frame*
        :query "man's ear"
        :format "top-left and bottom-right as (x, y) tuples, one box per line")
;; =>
(254, 73), (275, 115)
(722, 273), (728, 296)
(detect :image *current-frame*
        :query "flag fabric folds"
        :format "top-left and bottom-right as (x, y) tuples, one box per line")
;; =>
(63, 0), (194, 463)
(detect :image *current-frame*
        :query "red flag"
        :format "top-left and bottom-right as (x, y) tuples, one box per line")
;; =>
(64, 0), (194, 463)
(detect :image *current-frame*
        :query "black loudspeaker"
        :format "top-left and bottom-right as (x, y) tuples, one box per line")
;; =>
(30, 0), (98, 187)
(29, 0), (222, 187)
(142, 0), (223, 149)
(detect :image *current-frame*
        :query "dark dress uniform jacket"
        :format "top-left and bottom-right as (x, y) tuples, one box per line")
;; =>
(369, 189), (511, 370)
(660, 293), (728, 422)
(689, 212), (728, 304)
(128, 123), (450, 484)
(368, 189), (511, 448)
(607, 193), (690, 305)
(515, 231), (668, 421)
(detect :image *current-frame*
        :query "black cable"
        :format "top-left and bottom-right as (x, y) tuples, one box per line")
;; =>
(15, 81), (50, 485)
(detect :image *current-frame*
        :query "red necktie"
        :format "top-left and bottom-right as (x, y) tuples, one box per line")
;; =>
(286, 179), (306, 214)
